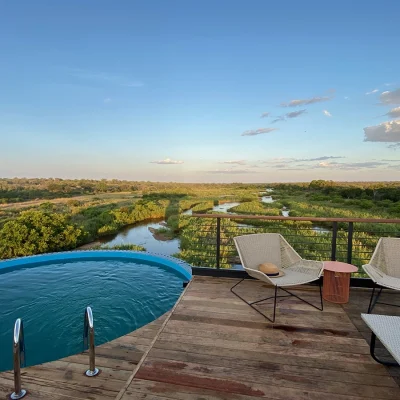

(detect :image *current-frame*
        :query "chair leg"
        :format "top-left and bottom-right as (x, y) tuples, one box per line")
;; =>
(368, 285), (378, 313)
(230, 279), (323, 322)
(280, 278), (324, 312)
(369, 332), (399, 366)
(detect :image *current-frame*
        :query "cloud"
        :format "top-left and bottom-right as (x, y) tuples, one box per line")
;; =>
(314, 161), (386, 170)
(150, 158), (184, 165)
(380, 88), (400, 105)
(296, 156), (343, 162)
(103, 98), (112, 103)
(344, 96), (350, 100)
(206, 169), (256, 174)
(323, 110), (332, 117)
(260, 112), (270, 118)
(386, 107), (400, 118)
(271, 117), (285, 124)
(286, 110), (307, 119)
(365, 89), (379, 95)
(241, 128), (277, 136)
(260, 156), (343, 165)
(281, 95), (332, 107)
(219, 160), (247, 165)
(363, 120), (400, 142)
(271, 109), (307, 123)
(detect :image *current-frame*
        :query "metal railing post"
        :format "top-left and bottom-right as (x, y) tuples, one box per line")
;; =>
(216, 217), (221, 269)
(83, 307), (99, 377)
(347, 222), (354, 264)
(10, 318), (27, 399)
(331, 222), (338, 261)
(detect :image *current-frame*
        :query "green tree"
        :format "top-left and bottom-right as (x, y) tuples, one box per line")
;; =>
(0, 210), (82, 259)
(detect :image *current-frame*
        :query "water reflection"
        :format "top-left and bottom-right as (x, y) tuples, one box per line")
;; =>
(99, 220), (180, 255)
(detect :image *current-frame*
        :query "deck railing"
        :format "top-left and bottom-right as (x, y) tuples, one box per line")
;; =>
(184, 214), (400, 273)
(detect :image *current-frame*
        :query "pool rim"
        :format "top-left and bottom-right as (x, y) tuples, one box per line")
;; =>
(0, 250), (192, 281)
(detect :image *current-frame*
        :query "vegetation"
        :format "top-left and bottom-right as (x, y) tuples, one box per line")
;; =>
(0, 178), (399, 275)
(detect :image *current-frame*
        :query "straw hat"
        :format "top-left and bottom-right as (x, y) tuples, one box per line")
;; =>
(258, 262), (285, 277)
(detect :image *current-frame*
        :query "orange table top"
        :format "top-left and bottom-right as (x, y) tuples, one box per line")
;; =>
(323, 261), (358, 273)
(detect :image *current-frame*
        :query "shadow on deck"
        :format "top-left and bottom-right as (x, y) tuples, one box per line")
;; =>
(1, 276), (399, 399)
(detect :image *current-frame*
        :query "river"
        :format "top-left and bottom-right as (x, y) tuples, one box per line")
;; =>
(95, 198), (329, 256)
(97, 202), (241, 255)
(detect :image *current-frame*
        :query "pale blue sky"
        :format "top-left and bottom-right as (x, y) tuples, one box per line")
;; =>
(1, 0), (399, 182)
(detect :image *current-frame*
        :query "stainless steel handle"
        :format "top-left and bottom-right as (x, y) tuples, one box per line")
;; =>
(10, 318), (27, 399)
(83, 307), (99, 377)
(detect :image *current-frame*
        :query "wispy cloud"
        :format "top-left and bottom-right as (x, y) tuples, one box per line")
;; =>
(286, 110), (307, 118)
(280, 95), (332, 107)
(385, 107), (400, 118)
(363, 120), (400, 142)
(365, 89), (379, 95)
(295, 156), (343, 162)
(260, 156), (344, 168)
(260, 112), (270, 118)
(219, 160), (247, 165)
(344, 96), (350, 100)
(314, 161), (386, 170)
(69, 68), (144, 88)
(206, 169), (256, 174)
(103, 98), (112, 103)
(150, 158), (184, 165)
(322, 110), (332, 117)
(241, 128), (277, 136)
(380, 88), (400, 105)
(271, 109), (307, 123)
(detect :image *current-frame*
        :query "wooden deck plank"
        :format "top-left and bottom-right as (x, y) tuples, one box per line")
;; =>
(1, 277), (399, 400)
(124, 277), (400, 399)
(0, 313), (169, 399)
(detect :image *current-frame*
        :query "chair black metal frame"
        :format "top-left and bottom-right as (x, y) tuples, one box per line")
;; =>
(367, 284), (400, 314)
(368, 332), (399, 366)
(230, 278), (323, 323)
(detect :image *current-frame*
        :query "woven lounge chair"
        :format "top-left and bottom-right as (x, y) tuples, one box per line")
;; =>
(233, 233), (324, 322)
(361, 313), (400, 366)
(362, 238), (400, 313)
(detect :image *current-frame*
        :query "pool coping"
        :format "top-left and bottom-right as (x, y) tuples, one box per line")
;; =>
(0, 250), (192, 281)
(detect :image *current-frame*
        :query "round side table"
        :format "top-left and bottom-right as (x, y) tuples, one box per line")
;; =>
(323, 261), (358, 304)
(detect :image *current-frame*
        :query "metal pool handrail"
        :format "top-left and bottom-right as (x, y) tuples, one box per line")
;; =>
(10, 318), (27, 399)
(83, 306), (99, 377)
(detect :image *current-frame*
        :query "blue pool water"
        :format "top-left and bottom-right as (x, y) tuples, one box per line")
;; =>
(0, 253), (190, 372)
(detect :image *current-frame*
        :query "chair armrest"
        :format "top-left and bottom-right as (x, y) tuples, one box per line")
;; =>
(363, 264), (385, 281)
(292, 259), (324, 277)
(244, 268), (276, 286)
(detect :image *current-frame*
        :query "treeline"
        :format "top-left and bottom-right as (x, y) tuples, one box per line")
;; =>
(0, 198), (178, 259)
(0, 178), (264, 204)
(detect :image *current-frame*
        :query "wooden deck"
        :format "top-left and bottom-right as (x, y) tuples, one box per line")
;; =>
(0, 312), (170, 399)
(1, 276), (400, 399)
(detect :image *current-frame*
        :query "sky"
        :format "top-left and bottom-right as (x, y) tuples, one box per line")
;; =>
(0, 0), (399, 183)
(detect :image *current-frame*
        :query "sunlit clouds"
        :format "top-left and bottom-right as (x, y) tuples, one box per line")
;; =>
(280, 95), (332, 107)
(241, 128), (277, 136)
(386, 107), (400, 118)
(380, 88), (400, 105)
(219, 160), (247, 165)
(150, 158), (184, 165)
(363, 120), (400, 142)
(323, 110), (332, 117)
